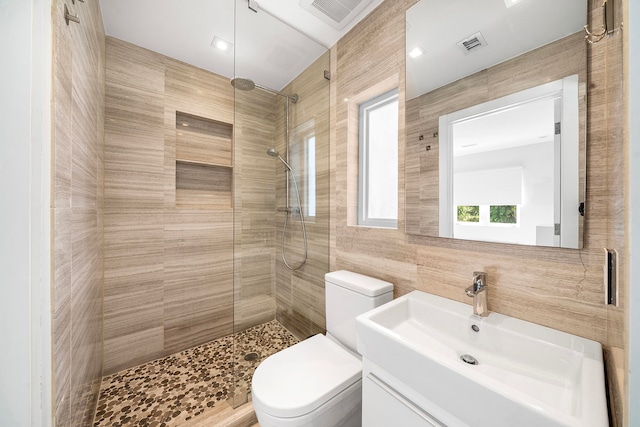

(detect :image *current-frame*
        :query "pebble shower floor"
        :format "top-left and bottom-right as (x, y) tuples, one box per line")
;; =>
(92, 320), (299, 426)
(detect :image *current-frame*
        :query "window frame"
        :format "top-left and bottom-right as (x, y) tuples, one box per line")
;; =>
(290, 120), (317, 222)
(305, 133), (316, 220)
(358, 88), (399, 228)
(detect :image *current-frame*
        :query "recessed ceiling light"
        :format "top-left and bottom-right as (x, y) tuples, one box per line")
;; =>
(211, 36), (233, 54)
(408, 47), (424, 59)
(504, 0), (522, 8)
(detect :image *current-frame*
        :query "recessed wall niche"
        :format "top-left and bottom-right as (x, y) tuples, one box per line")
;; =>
(175, 111), (233, 208)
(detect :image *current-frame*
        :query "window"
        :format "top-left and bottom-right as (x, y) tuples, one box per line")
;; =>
(358, 89), (399, 228)
(290, 120), (317, 220)
(457, 205), (480, 223)
(456, 205), (519, 226)
(490, 205), (517, 224)
(306, 134), (316, 218)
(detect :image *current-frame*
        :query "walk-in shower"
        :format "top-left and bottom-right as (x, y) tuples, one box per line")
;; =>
(231, 78), (307, 270)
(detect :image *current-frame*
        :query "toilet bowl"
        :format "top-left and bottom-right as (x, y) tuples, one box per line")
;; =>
(251, 271), (393, 427)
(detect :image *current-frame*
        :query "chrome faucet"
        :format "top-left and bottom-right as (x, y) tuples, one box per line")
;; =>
(466, 271), (489, 317)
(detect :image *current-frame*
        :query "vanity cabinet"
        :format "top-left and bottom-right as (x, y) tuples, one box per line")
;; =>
(361, 359), (458, 427)
(363, 371), (445, 427)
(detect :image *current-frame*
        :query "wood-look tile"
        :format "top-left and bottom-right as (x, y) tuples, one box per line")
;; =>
(52, 206), (72, 427)
(232, 88), (279, 334)
(105, 37), (165, 211)
(52, 0), (106, 423)
(103, 211), (164, 344)
(70, 207), (103, 426)
(71, 95), (98, 209)
(52, 11), (73, 210)
(103, 327), (165, 375)
(106, 37), (165, 93)
(163, 209), (234, 352)
(176, 111), (233, 166)
(176, 162), (233, 208)
(103, 38), (239, 372)
(104, 112), (165, 210)
(273, 52), (332, 336)
(165, 57), (234, 125)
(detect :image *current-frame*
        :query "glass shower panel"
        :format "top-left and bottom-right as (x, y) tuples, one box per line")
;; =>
(231, 0), (330, 409)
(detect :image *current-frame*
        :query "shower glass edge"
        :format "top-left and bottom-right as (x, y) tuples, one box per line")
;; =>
(231, 0), (331, 410)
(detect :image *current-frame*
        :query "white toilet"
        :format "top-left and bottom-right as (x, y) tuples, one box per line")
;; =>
(251, 270), (393, 427)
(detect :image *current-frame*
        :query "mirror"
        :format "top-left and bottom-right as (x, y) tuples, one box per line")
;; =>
(405, 0), (587, 248)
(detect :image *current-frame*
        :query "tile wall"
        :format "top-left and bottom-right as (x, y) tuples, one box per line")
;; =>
(51, 0), (105, 425)
(329, 0), (626, 422)
(103, 37), (278, 374)
(274, 53), (332, 339)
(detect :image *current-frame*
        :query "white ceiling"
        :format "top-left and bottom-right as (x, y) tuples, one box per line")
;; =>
(99, 0), (384, 91)
(406, 0), (586, 99)
(453, 96), (555, 156)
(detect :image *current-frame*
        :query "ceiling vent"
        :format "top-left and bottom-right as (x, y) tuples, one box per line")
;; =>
(299, 0), (374, 30)
(457, 32), (488, 55)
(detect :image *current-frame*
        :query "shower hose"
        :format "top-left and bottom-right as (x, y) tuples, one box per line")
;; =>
(280, 170), (307, 270)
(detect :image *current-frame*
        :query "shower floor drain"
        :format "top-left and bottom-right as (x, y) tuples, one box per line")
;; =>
(244, 352), (259, 362)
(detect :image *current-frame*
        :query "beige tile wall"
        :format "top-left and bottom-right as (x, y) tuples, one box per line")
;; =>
(599, 0), (626, 423)
(103, 38), (280, 374)
(51, 0), (105, 425)
(274, 53), (332, 339)
(104, 38), (166, 373)
(232, 88), (278, 334)
(330, 0), (626, 421)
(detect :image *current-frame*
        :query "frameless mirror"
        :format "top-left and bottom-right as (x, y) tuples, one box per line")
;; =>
(405, 0), (587, 249)
(439, 76), (581, 247)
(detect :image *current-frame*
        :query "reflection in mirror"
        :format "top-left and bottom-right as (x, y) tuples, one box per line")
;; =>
(404, 0), (587, 249)
(406, 0), (587, 99)
(438, 76), (581, 248)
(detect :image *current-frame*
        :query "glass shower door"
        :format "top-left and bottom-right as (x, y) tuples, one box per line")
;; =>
(231, 0), (330, 409)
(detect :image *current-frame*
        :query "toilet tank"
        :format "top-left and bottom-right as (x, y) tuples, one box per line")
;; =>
(325, 271), (393, 353)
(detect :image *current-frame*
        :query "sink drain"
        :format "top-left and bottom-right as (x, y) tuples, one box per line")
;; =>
(460, 354), (479, 365)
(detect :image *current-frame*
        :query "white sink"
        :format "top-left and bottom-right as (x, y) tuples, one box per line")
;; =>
(356, 290), (608, 427)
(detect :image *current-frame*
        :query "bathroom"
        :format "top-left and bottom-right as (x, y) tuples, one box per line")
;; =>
(0, 0), (638, 426)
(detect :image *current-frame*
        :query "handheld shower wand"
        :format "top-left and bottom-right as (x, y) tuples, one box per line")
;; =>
(266, 148), (308, 270)
(266, 148), (293, 171)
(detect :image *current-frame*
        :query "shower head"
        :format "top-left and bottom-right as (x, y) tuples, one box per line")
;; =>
(231, 78), (299, 103)
(266, 148), (292, 171)
(230, 77), (256, 91)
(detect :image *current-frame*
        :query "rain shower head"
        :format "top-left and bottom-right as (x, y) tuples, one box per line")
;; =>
(231, 78), (299, 103)
(230, 77), (256, 91)
(266, 148), (292, 171)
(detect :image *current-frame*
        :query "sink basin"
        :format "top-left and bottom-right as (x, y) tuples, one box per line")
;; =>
(356, 290), (608, 427)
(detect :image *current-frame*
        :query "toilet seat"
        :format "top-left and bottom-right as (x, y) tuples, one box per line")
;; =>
(251, 334), (362, 419)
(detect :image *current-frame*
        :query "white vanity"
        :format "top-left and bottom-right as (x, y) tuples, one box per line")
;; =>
(356, 291), (609, 427)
